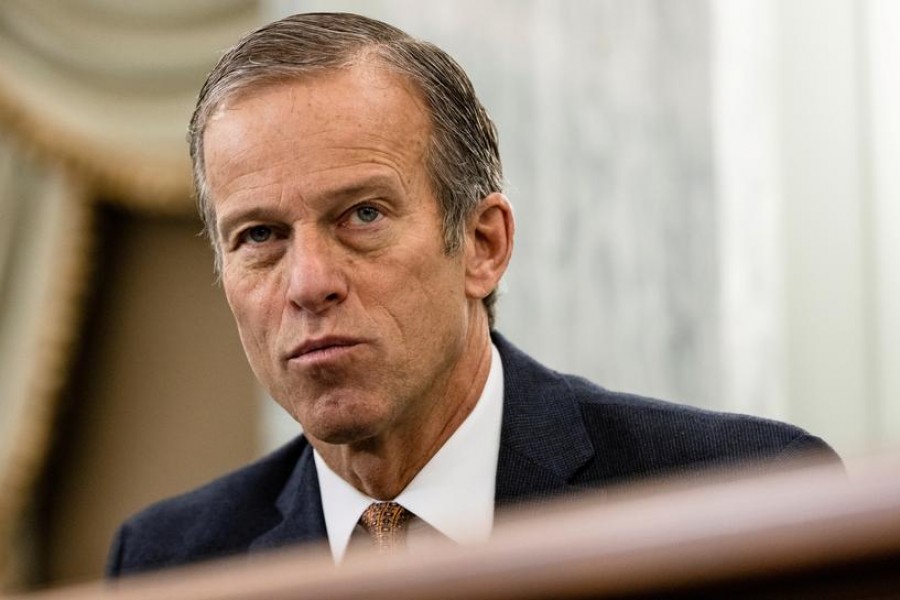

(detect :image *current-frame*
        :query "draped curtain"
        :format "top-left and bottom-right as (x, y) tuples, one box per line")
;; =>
(0, 0), (260, 588)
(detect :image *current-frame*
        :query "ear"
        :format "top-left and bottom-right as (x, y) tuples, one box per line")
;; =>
(464, 192), (515, 301)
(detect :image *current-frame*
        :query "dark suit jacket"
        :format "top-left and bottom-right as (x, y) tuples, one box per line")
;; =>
(107, 332), (838, 576)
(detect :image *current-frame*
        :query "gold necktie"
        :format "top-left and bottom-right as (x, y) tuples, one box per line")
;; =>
(358, 502), (414, 554)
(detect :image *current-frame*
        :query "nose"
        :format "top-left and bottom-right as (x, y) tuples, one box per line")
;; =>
(286, 231), (348, 314)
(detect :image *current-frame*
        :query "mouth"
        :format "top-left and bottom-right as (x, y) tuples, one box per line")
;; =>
(285, 336), (365, 365)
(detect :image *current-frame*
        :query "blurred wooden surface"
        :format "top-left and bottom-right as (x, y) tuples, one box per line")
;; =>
(9, 454), (900, 600)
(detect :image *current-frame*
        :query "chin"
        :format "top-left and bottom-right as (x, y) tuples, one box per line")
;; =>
(292, 402), (387, 447)
(303, 419), (384, 447)
(274, 386), (395, 445)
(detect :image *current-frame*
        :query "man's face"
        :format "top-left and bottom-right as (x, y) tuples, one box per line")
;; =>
(203, 63), (479, 447)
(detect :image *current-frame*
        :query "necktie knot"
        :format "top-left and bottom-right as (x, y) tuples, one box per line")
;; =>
(358, 501), (414, 554)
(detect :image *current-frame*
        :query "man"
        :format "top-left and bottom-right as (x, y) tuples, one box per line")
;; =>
(107, 12), (838, 576)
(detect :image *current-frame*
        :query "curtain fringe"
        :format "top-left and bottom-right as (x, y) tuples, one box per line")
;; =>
(0, 176), (96, 589)
(0, 84), (195, 216)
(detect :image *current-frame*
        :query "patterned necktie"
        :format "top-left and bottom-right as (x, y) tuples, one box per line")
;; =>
(358, 501), (415, 554)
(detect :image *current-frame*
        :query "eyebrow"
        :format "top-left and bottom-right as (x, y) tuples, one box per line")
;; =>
(216, 174), (404, 241)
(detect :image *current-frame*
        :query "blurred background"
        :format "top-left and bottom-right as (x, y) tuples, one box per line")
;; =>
(0, 0), (897, 593)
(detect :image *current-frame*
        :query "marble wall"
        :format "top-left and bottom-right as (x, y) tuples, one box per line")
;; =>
(265, 0), (900, 457)
(279, 0), (720, 409)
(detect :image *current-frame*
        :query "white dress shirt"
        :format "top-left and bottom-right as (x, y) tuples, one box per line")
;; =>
(313, 343), (504, 563)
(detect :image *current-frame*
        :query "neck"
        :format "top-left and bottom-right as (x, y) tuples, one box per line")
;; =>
(311, 317), (493, 500)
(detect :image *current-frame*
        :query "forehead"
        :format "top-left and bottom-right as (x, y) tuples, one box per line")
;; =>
(201, 62), (435, 211)
(204, 62), (431, 166)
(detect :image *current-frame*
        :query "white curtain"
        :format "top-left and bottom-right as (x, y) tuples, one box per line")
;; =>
(0, 0), (260, 208)
(0, 134), (91, 585)
(0, 0), (261, 588)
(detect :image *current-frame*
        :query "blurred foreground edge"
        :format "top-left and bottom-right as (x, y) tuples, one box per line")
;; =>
(11, 454), (900, 600)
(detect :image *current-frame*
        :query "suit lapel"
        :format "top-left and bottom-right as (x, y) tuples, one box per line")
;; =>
(249, 441), (328, 551)
(492, 332), (596, 507)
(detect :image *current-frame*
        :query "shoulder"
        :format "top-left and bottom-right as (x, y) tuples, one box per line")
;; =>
(569, 375), (832, 463)
(107, 436), (311, 577)
(573, 378), (838, 483)
(492, 331), (840, 485)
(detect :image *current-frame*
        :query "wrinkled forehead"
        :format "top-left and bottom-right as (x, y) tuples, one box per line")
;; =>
(210, 62), (429, 147)
(208, 54), (431, 133)
(201, 62), (435, 204)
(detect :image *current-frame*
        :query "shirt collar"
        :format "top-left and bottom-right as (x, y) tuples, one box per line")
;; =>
(313, 342), (504, 563)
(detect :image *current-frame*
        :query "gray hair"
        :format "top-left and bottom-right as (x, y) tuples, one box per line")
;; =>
(189, 12), (503, 326)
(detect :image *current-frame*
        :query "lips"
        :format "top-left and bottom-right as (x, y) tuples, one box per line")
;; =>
(285, 336), (364, 362)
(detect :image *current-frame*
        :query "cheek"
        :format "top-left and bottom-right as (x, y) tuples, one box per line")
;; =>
(223, 272), (281, 355)
(368, 251), (467, 334)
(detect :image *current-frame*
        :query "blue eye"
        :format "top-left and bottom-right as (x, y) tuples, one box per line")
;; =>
(245, 226), (272, 243)
(355, 206), (380, 223)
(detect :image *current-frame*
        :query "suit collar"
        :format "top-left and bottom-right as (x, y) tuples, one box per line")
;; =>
(249, 440), (328, 551)
(492, 331), (595, 506)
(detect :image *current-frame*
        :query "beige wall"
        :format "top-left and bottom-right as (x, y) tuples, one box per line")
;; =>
(39, 210), (259, 586)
